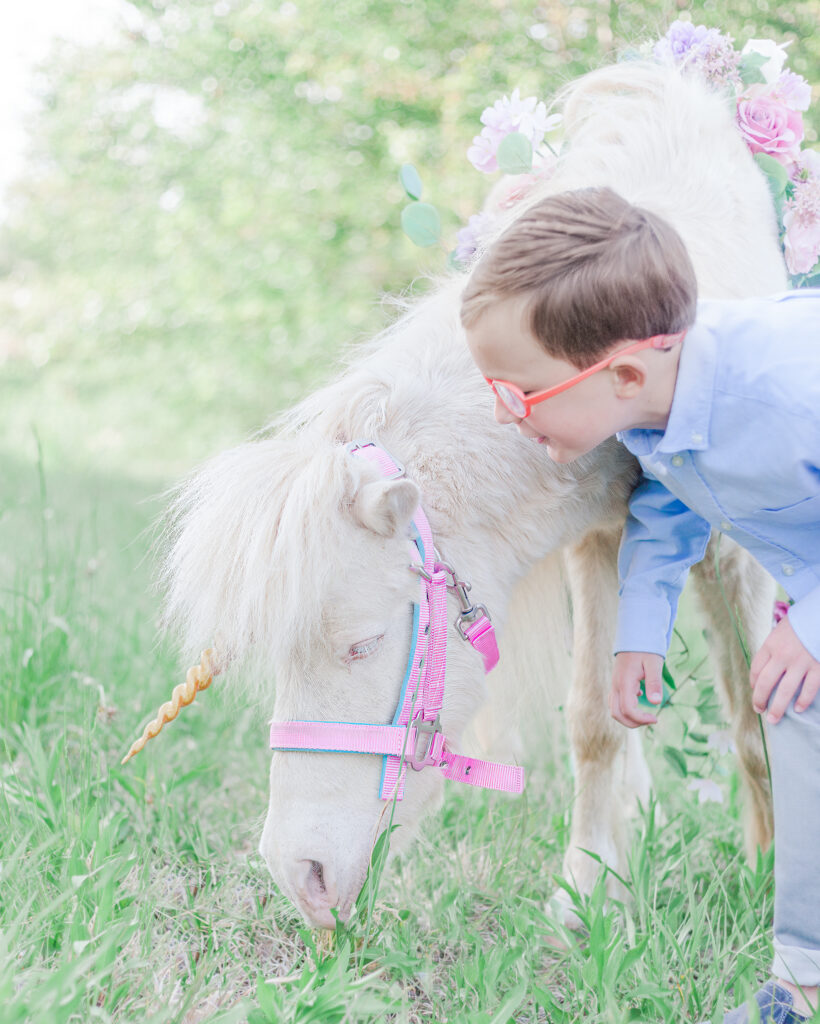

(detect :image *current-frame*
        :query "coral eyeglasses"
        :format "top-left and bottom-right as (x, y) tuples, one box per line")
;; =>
(485, 331), (685, 419)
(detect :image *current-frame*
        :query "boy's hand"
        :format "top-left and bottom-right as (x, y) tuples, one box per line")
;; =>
(610, 651), (665, 728)
(749, 616), (820, 723)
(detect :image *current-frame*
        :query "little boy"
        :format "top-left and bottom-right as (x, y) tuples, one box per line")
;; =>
(461, 186), (820, 1024)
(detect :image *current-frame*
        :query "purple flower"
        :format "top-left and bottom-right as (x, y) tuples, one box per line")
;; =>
(655, 22), (741, 88)
(654, 20), (723, 62)
(454, 211), (494, 264)
(692, 34), (742, 88)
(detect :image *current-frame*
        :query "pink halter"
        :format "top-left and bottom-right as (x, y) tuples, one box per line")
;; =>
(268, 441), (525, 801)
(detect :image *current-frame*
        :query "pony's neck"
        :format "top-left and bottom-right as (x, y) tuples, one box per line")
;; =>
(327, 296), (636, 607)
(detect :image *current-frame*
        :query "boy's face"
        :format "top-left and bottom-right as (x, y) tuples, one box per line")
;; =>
(465, 295), (635, 464)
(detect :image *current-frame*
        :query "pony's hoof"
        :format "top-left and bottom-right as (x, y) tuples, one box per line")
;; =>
(546, 890), (585, 932)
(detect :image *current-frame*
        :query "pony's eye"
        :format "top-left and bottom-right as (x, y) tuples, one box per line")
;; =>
(347, 635), (384, 662)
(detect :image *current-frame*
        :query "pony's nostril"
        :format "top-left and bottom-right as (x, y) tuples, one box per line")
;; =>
(309, 860), (325, 894)
(294, 858), (338, 917)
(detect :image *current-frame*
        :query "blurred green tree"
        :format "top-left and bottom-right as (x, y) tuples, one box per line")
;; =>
(1, 0), (818, 476)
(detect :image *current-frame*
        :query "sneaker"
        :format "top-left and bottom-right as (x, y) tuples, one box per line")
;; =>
(701, 981), (809, 1024)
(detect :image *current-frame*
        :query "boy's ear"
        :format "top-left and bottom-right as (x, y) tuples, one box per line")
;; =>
(610, 356), (647, 399)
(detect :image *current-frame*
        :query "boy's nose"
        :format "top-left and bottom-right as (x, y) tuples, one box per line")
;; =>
(493, 395), (521, 425)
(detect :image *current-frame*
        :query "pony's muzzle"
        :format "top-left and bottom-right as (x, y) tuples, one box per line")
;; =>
(290, 858), (342, 929)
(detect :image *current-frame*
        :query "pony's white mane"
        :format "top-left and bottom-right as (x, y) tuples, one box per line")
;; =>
(159, 60), (786, 699)
(162, 435), (359, 672)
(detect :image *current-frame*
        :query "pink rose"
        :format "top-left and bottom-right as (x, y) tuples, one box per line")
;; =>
(736, 88), (804, 166)
(783, 206), (820, 275)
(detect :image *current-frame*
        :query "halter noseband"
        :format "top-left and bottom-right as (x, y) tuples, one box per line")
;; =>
(268, 441), (525, 801)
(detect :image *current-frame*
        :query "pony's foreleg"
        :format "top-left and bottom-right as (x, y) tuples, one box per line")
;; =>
(690, 536), (775, 855)
(555, 523), (649, 926)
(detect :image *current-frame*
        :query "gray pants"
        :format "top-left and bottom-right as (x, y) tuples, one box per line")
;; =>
(769, 695), (820, 986)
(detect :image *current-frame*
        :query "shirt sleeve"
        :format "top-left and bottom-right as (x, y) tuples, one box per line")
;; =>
(615, 466), (713, 657)
(786, 586), (820, 662)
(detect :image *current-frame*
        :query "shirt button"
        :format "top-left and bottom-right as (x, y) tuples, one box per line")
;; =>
(671, 455), (684, 467)
(691, 432), (704, 444)
(782, 564), (795, 577)
(719, 520), (732, 531)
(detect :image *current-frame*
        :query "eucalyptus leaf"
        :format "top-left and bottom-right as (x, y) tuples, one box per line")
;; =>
(739, 51), (769, 86)
(496, 132), (533, 175)
(401, 202), (441, 247)
(753, 152), (790, 195)
(663, 746), (688, 778)
(399, 163), (423, 200)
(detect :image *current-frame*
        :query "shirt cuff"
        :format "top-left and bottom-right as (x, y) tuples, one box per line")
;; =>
(787, 586), (820, 662)
(614, 595), (672, 658)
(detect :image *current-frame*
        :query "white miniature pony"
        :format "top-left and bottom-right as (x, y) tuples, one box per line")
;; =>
(160, 62), (786, 929)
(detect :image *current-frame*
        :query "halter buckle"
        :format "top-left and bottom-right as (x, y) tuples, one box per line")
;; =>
(456, 604), (491, 640)
(345, 440), (405, 479)
(409, 714), (442, 771)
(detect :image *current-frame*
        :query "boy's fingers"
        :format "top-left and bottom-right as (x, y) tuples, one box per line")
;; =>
(644, 668), (663, 704)
(611, 681), (657, 728)
(795, 671), (820, 713)
(752, 659), (785, 714)
(765, 669), (805, 724)
(749, 645), (770, 685)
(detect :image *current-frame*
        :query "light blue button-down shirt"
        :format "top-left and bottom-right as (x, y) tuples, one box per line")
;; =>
(615, 290), (820, 661)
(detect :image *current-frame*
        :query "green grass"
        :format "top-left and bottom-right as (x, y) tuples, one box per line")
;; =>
(4, 4), (820, 1017)
(0, 448), (792, 1024)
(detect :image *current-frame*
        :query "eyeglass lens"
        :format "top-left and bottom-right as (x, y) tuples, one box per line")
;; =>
(494, 382), (527, 418)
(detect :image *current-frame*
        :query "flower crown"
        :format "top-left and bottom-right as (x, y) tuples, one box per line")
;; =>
(400, 21), (819, 286)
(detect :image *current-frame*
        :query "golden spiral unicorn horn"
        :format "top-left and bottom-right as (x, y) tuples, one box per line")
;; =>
(121, 648), (222, 765)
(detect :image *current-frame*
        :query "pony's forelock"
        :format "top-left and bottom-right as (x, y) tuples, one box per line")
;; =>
(159, 435), (383, 701)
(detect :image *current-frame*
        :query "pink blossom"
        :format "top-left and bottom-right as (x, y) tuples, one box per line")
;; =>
(791, 148), (820, 184)
(773, 600), (792, 624)
(783, 213), (820, 275)
(783, 181), (820, 275)
(486, 162), (556, 213)
(736, 86), (804, 165)
(467, 130), (503, 174)
(467, 88), (560, 174)
(480, 88), (558, 146)
(773, 70), (812, 112)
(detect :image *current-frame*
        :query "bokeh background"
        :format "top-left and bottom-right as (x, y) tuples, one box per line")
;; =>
(3, 0), (819, 481)
(1, 2), (819, 1022)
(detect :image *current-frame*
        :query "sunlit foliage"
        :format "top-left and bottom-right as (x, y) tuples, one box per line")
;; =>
(1, 0), (818, 476)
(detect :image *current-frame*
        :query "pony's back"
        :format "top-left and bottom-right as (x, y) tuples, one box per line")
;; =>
(484, 61), (788, 299)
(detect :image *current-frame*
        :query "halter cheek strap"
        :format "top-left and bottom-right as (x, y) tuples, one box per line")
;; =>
(268, 441), (524, 800)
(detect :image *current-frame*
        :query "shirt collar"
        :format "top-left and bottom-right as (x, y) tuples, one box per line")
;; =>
(617, 320), (717, 458)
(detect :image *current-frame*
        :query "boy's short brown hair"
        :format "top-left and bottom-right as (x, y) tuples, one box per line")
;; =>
(460, 186), (697, 368)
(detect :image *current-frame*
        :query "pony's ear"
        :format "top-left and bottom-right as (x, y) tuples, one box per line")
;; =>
(351, 479), (420, 537)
